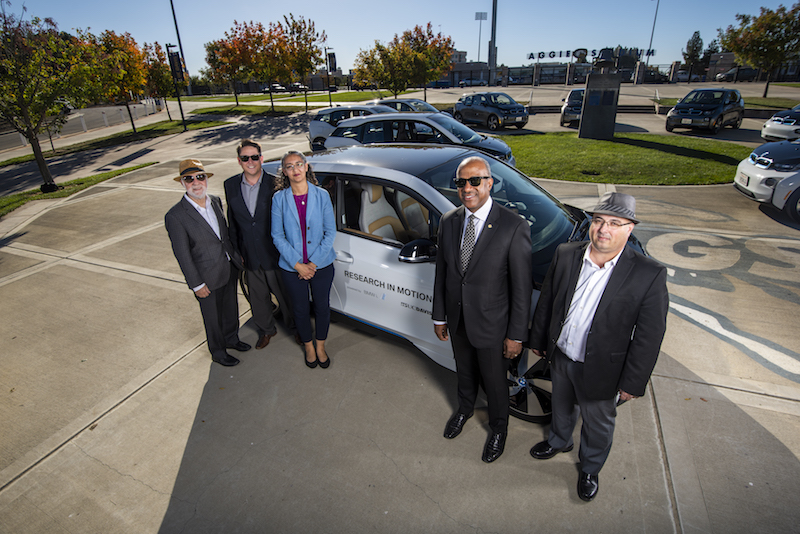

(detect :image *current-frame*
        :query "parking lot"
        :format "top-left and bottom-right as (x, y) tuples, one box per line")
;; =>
(0, 85), (799, 532)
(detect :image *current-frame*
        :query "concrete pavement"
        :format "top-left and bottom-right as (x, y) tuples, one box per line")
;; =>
(1, 83), (799, 533)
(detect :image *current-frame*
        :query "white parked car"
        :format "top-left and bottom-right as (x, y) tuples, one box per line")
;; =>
(308, 105), (397, 151)
(761, 104), (800, 142)
(363, 98), (446, 114)
(263, 145), (648, 423)
(734, 139), (800, 223)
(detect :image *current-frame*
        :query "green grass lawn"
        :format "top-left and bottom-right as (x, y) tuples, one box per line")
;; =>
(0, 163), (156, 218)
(504, 132), (753, 185)
(190, 105), (308, 116)
(0, 120), (229, 169)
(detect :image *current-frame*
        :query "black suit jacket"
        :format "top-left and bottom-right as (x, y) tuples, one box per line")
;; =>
(224, 171), (277, 271)
(529, 241), (669, 400)
(433, 201), (532, 348)
(165, 195), (240, 291)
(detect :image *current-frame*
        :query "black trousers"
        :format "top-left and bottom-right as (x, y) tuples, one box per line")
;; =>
(245, 267), (295, 335)
(450, 317), (509, 433)
(280, 264), (334, 343)
(197, 266), (240, 360)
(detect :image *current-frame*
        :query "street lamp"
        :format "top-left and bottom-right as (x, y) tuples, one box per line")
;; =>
(168, 0), (191, 96)
(166, 43), (187, 132)
(475, 12), (487, 63)
(324, 46), (334, 106)
(646, 0), (660, 67)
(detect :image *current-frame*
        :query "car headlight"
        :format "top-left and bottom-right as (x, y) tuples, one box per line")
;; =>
(772, 162), (800, 172)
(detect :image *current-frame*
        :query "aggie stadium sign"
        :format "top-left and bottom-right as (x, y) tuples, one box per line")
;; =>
(527, 48), (655, 61)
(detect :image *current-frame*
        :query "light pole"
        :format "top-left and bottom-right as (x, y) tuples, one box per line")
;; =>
(646, 0), (660, 67)
(168, 0), (191, 96)
(475, 12), (487, 63)
(324, 46), (334, 106)
(166, 43), (187, 132)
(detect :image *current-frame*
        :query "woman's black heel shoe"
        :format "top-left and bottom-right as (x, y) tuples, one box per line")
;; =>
(305, 357), (318, 368)
(317, 351), (330, 369)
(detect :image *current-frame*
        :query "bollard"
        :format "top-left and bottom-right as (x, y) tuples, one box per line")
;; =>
(120, 109), (125, 122)
(80, 116), (87, 132)
(19, 132), (27, 146)
(102, 111), (109, 127)
(134, 106), (139, 120)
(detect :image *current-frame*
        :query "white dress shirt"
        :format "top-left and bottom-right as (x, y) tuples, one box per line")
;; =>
(184, 193), (224, 292)
(556, 245), (623, 362)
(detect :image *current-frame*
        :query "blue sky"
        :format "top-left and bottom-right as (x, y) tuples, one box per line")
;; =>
(15, 0), (788, 76)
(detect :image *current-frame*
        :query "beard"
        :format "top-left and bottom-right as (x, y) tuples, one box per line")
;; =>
(187, 189), (206, 201)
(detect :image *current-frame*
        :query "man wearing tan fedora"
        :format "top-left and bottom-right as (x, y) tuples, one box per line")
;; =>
(528, 192), (669, 501)
(165, 159), (250, 366)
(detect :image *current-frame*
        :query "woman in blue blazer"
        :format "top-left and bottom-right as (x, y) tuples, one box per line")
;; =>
(271, 151), (336, 368)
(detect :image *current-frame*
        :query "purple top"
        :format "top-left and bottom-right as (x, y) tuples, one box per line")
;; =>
(294, 193), (309, 263)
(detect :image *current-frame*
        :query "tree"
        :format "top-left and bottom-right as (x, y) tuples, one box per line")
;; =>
(719, 2), (800, 97)
(0, 2), (93, 191)
(86, 30), (146, 133)
(204, 29), (248, 105)
(399, 23), (454, 100)
(682, 31), (703, 79)
(700, 39), (720, 73)
(143, 41), (174, 119)
(234, 20), (289, 111)
(282, 14), (325, 111)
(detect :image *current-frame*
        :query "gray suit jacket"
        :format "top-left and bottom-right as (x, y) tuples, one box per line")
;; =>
(433, 202), (532, 348)
(165, 195), (240, 291)
(529, 241), (669, 399)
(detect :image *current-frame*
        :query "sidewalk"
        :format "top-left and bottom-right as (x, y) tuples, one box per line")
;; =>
(0, 90), (798, 533)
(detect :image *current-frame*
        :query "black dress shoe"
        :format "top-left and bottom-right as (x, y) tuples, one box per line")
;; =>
(228, 341), (251, 352)
(529, 440), (574, 460)
(577, 471), (599, 502)
(443, 412), (471, 439)
(212, 353), (240, 366)
(294, 333), (303, 346)
(482, 432), (507, 463)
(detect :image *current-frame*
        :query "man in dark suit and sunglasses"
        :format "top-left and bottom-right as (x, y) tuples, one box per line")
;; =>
(432, 156), (532, 463)
(224, 139), (296, 350)
(165, 159), (250, 366)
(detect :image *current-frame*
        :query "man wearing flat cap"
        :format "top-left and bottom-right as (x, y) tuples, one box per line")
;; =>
(528, 192), (668, 501)
(165, 159), (251, 367)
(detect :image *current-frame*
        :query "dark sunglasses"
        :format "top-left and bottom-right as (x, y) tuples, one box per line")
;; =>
(239, 155), (261, 162)
(454, 176), (489, 188)
(182, 173), (207, 183)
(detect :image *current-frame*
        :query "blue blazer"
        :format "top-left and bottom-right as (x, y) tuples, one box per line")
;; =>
(271, 183), (336, 272)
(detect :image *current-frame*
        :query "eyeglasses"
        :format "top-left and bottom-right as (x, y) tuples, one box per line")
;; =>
(239, 154), (261, 162)
(454, 176), (489, 188)
(182, 174), (207, 183)
(283, 162), (306, 171)
(591, 217), (632, 229)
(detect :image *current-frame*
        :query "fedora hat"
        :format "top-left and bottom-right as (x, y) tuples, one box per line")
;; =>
(174, 159), (213, 182)
(589, 192), (639, 224)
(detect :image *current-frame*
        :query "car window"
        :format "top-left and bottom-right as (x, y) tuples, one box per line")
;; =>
(362, 122), (386, 143)
(429, 114), (481, 144)
(322, 175), (438, 245)
(391, 121), (414, 142)
(463, 96), (473, 106)
(488, 93), (515, 105)
(330, 110), (351, 125)
(412, 122), (443, 143)
(332, 125), (361, 140)
(409, 101), (436, 112)
(683, 91), (723, 104)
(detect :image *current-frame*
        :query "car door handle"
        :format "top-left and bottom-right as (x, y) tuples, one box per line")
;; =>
(335, 250), (354, 263)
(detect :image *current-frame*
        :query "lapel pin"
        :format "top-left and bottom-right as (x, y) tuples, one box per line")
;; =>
(487, 224), (493, 229)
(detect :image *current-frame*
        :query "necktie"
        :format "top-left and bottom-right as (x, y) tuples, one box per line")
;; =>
(461, 214), (476, 271)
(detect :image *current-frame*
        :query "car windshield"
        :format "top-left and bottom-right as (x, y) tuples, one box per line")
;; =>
(568, 90), (584, 103)
(416, 155), (577, 275)
(487, 93), (516, 105)
(409, 101), (439, 112)
(429, 114), (482, 144)
(682, 91), (724, 104)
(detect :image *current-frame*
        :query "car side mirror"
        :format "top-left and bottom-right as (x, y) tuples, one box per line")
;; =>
(399, 239), (437, 263)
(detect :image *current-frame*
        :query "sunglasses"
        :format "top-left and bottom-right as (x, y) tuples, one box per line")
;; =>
(182, 174), (207, 183)
(239, 155), (261, 162)
(454, 176), (489, 188)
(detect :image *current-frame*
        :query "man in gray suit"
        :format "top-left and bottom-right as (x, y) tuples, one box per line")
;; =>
(433, 156), (532, 463)
(165, 159), (250, 367)
(528, 192), (669, 501)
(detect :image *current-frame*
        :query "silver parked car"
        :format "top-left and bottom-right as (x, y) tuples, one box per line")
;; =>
(364, 98), (447, 114)
(761, 104), (800, 142)
(560, 89), (584, 127)
(308, 105), (397, 151)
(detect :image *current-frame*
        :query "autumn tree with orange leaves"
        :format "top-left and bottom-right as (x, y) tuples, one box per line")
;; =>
(143, 41), (175, 119)
(719, 2), (800, 97)
(282, 14), (326, 111)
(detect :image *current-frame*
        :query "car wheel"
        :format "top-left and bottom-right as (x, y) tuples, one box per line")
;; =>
(312, 137), (326, 151)
(733, 113), (743, 129)
(783, 188), (800, 224)
(711, 119), (722, 134)
(665, 122), (674, 132)
(454, 111), (463, 123)
(508, 350), (552, 424)
(487, 115), (500, 131)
